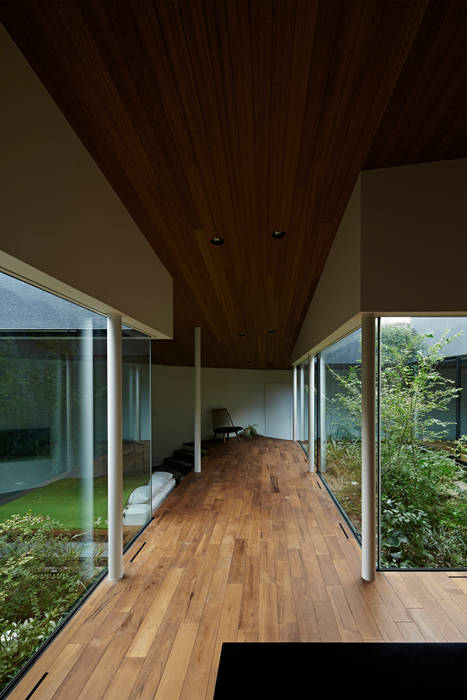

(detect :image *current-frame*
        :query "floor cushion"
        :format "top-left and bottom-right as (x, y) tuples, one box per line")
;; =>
(126, 484), (150, 505)
(123, 503), (151, 526)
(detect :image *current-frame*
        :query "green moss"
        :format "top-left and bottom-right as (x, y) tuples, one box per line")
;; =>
(0, 473), (149, 529)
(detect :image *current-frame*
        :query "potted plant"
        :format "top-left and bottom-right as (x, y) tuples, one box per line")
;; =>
(243, 424), (259, 438)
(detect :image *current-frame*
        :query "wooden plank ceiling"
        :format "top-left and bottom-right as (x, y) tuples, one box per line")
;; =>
(2, 1), (467, 368)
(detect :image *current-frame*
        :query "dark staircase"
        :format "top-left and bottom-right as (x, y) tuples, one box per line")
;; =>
(152, 442), (209, 482)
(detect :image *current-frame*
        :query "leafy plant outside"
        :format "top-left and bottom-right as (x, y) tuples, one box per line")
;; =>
(324, 324), (467, 568)
(0, 512), (104, 691)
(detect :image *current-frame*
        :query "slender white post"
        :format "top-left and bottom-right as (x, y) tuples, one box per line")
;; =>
(361, 314), (376, 582)
(300, 364), (305, 441)
(194, 327), (201, 473)
(292, 365), (297, 441)
(308, 354), (315, 472)
(319, 354), (327, 471)
(107, 312), (123, 582)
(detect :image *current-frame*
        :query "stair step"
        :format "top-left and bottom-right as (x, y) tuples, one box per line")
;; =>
(174, 449), (195, 463)
(153, 465), (185, 482)
(164, 457), (193, 474)
(182, 443), (209, 454)
(165, 457), (192, 468)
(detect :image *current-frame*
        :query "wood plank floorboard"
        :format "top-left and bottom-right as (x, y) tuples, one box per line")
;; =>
(8, 438), (467, 699)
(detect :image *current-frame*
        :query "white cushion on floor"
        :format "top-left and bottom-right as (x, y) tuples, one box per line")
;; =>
(123, 503), (151, 526)
(124, 477), (176, 524)
(126, 472), (173, 506)
(126, 484), (150, 505)
(151, 471), (173, 488)
(152, 478), (176, 510)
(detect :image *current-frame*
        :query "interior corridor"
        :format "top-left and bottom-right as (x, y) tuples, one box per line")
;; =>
(11, 438), (467, 699)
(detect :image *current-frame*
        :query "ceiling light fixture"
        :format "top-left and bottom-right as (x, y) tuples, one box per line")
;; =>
(272, 230), (286, 239)
(210, 236), (224, 245)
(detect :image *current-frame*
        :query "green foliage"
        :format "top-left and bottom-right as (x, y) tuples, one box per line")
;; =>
(0, 616), (57, 690)
(324, 438), (362, 531)
(329, 323), (467, 568)
(243, 424), (259, 438)
(380, 326), (459, 472)
(0, 512), (103, 690)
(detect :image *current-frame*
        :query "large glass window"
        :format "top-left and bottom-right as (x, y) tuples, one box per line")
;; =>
(0, 271), (153, 691)
(319, 329), (362, 536)
(0, 272), (107, 690)
(379, 317), (467, 569)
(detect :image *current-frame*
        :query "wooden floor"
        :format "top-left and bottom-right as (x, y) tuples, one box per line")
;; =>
(10, 438), (467, 699)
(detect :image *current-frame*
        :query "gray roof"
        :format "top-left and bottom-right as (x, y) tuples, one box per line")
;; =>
(0, 271), (107, 330)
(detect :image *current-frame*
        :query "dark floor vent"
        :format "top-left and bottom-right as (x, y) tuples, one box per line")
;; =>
(339, 522), (349, 540)
(130, 541), (146, 562)
(25, 673), (48, 699)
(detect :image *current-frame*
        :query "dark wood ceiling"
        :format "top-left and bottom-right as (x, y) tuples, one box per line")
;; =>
(2, 1), (467, 368)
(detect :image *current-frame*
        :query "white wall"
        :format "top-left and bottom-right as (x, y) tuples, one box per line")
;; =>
(151, 365), (292, 465)
(0, 25), (172, 339)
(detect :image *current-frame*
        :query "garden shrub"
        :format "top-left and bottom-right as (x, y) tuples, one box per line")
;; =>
(0, 512), (103, 690)
(329, 324), (467, 568)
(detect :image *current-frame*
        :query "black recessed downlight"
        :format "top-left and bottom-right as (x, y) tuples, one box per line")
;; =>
(272, 230), (286, 239)
(267, 329), (276, 334)
(210, 236), (224, 245)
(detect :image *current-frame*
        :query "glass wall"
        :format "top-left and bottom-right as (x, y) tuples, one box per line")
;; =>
(0, 272), (108, 690)
(122, 331), (152, 545)
(379, 317), (467, 569)
(300, 315), (467, 570)
(0, 271), (153, 691)
(297, 362), (308, 449)
(318, 329), (362, 536)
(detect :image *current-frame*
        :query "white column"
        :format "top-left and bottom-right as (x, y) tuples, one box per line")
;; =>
(361, 314), (376, 582)
(194, 327), (201, 473)
(308, 354), (315, 472)
(107, 312), (123, 582)
(292, 365), (297, 441)
(300, 364), (305, 441)
(319, 354), (327, 471)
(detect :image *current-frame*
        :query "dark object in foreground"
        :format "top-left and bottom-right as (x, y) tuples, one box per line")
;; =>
(214, 642), (466, 698)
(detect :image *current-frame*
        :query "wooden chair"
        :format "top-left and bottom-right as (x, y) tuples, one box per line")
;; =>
(212, 409), (242, 442)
